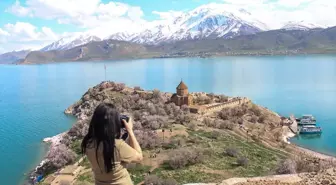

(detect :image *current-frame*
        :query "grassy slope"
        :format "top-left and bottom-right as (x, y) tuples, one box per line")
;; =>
(73, 127), (287, 185)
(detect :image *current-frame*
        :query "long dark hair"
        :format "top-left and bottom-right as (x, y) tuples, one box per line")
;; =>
(81, 103), (122, 173)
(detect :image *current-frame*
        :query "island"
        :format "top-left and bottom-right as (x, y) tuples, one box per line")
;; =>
(30, 81), (336, 185)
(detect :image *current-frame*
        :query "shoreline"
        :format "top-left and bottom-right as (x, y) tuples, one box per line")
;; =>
(15, 53), (336, 65)
(43, 132), (66, 146)
(283, 128), (336, 160)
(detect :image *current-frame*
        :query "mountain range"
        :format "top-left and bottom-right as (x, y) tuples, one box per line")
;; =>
(0, 4), (334, 64)
(40, 4), (324, 52)
(20, 26), (336, 64)
(0, 50), (31, 64)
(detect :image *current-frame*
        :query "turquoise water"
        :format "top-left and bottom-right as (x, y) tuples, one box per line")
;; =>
(1, 56), (336, 185)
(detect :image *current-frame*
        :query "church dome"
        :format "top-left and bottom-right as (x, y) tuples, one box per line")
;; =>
(177, 81), (188, 90)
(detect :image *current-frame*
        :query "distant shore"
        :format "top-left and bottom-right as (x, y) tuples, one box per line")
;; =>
(15, 52), (336, 65)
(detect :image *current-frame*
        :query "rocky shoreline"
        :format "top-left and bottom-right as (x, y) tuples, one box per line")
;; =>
(28, 81), (336, 185)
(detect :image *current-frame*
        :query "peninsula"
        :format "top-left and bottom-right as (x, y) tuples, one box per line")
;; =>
(30, 81), (336, 185)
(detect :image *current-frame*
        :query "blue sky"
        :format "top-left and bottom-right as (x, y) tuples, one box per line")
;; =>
(0, 0), (222, 36)
(0, 0), (335, 53)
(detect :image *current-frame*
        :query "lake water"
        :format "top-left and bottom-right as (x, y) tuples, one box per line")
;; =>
(1, 56), (336, 185)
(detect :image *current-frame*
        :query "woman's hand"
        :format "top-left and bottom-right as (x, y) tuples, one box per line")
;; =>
(122, 118), (133, 133)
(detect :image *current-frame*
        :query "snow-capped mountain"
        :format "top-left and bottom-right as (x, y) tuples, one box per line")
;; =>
(41, 34), (101, 51)
(281, 21), (324, 31)
(39, 4), (328, 51)
(108, 4), (269, 44)
(106, 32), (136, 41)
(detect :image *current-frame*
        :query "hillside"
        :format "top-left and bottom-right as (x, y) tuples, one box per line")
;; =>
(22, 26), (336, 64)
(31, 81), (336, 185)
(0, 50), (31, 64)
(154, 27), (336, 54)
(22, 40), (156, 64)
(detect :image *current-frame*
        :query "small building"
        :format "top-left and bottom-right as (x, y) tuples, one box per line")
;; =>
(171, 81), (193, 106)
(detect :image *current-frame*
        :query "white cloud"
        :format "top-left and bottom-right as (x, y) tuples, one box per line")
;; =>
(6, 0), (32, 17)
(219, 0), (336, 28)
(3, 0), (336, 53)
(152, 10), (183, 21)
(0, 28), (9, 36)
(7, 0), (146, 37)
(0, 22), (59, 52)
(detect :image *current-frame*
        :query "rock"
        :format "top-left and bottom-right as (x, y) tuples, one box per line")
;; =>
(83, 94), (90, 101)
(64, 107), (73, 114)
(321, 179), (330, 185)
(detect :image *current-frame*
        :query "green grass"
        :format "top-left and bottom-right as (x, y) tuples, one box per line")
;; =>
(148, 129), (288, 184)
(77, 171), (95, 183)
(190, 130), (286, 177)
(70, 139), (82, 155)
(79, 157), (91, 169)
(154, 167), (222, 184)
(128, 164), (151, 184)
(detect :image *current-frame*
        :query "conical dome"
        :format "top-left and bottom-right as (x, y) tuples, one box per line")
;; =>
(177, 81), (188, 90)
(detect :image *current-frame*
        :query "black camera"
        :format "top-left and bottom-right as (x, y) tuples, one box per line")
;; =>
(120, 115), (129, 128)
(120, 115), (129, 141)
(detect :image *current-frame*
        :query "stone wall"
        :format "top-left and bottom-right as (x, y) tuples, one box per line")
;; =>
(190, 97), (250, 114)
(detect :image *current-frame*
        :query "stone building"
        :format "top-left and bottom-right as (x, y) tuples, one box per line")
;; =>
(171, 81), (193, 106)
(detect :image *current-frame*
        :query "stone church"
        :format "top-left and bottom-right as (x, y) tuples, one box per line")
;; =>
(171, 81), (193, 106)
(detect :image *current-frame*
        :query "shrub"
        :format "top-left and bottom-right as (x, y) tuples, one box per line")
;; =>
(203, 118), (215, 127)
(176, 113), (192, 124)
(144, 175), (178, 185)
(219, 120), (234, 130)
(144, 175), (161, 185)
(250, 104), (262, 116)
(61, 134), (71, 146)
(114, 83), (125, 91)
(276, 159), (297, 174)
(162, 178), (178, 185)
(133, 111), (142, 121)
(47, 144), (76, 169)
(250, 115), (258, 123)
(225, 148), (239, 157)
(237, 118), (244, 125)
(142, 115), (168, 130)
(218, 108), (229, 120)
(295, 156), (321, 173)
(68, 120), (89, 138)
(134, 86), (143, 91)
(186, 121), (198, 131)
(133, 121), (143, 130)
(70, 139), (82, 155)
(211, 131), (221, 139)
(237, 157), (249, 166)
(134, 130), (160, 149)
(157, 107), (167, 116)
(153, 89), (161, 99)
(168, 148), (204, 169)
(258, 115), (267, 123)
(218, 95), (229, 102)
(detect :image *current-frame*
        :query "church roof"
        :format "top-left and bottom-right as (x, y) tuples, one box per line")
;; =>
(176, 81), (188, 90)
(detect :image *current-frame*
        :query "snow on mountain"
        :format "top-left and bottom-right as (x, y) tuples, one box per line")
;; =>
(41, 34), (101, 51)
(281, 21), (324, 31)
(108, 3), (269, 44)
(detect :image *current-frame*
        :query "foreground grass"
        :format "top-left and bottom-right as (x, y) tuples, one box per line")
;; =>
(150, 129), (287, 183)
(73, 128), (288, 185)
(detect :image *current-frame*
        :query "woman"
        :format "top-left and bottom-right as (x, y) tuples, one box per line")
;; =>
(81, 103), (143, 185)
